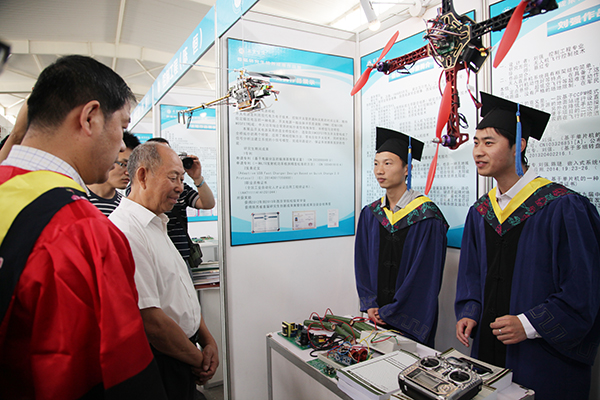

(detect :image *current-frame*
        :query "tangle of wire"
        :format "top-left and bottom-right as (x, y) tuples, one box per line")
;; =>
(306, 309), (366, 358)
(304, 309), (406, 362)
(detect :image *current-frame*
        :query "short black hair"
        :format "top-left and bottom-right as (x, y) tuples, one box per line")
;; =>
(27, 55), (135, 130)
(123, 131), (141, 150)
(146, 137), (170, 145)
(495, 127), (528, 166)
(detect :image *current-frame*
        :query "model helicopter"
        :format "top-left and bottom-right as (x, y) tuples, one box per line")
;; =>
(178, 69), (292, 127)
(352, 0), (558, 193)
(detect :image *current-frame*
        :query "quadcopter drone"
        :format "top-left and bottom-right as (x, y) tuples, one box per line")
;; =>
(178, 70), (292, 127)
(352, 0), (558, 193)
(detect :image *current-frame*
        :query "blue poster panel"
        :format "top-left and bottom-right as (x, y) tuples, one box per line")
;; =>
(359, 21), (478, 248)
(160, 104), (218, 222)
(134, 133), (153, 143)
(490, 0), (600, 210)
(227, 38), (355, 245)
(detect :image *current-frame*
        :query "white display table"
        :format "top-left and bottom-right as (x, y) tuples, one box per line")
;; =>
(266, 331), (534, 400)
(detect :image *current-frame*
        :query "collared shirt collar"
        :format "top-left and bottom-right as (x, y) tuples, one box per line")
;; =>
(382, 188), (422, 212)
(496, 167), (538, 210)
(2, 145), (89, 194)
(118, 197), (169, 227)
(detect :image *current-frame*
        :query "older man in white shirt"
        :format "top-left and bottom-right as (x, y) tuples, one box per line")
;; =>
(110, 141), (218, 400)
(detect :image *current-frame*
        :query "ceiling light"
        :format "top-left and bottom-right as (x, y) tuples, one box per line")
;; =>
(369, 19), (381, 31)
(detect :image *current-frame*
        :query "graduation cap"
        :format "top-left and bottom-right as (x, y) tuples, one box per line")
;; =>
(476, 92), (551, 176)
(376, 127), (424, 190)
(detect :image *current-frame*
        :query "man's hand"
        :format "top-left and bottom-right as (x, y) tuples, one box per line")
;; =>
(456, 317), (477, 347)
(192, 343), (219, 385)
(140, 307), (204, 368)
(367, 308), (385, 326)
(490, 315), (526, 345)
(186, 154), (215, 210)
(185, 155), (203, 181)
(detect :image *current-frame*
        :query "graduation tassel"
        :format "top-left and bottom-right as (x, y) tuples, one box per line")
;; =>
(407, 136), (413, 190)
(515, 103), (524, 177)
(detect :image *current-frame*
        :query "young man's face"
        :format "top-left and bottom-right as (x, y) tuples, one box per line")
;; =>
(105, 147), (132, 190)
(374, 151), (408, 191)
(472, 127), (516, 179)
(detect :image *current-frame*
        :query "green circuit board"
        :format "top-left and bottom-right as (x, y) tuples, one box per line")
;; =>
(307, 358), (337, 379)
(277, 331), (310, 350)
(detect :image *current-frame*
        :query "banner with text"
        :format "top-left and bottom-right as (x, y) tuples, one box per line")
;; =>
(491, 0), (600, 210)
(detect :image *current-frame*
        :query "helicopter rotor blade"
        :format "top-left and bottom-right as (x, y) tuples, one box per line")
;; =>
(435, 80), (453, 139)
(247, 71), (295, 80)
(377, 30), (399, 63)
(351, 67), (374, 96)
(493, 0), (527, 68)
(351, 31), (399, 96)
(426, 77), (453, 195)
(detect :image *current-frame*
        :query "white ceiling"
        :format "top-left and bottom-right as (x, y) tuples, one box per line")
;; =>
(0, 0), (435, 124)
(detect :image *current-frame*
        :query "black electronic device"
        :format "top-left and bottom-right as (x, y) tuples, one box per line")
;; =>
(398, 355), (482, 400)
(178, 152), (194, 170)
(448, 356), (493, 376)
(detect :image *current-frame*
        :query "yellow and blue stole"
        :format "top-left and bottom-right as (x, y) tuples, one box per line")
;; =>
(0, 170), (86, 321)
(369, 195), (448, 234)
(474, 177), (575, 236)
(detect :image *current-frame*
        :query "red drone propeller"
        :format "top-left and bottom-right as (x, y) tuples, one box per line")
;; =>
(424, 79), (453, 194)
(493, 0), (528, 68)
(351, 31), (399, 96)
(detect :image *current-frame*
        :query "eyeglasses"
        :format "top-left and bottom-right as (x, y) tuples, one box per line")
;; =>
(114, 161), (128, 168)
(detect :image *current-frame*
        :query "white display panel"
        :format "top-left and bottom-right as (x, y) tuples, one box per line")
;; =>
(491, 0), (600, 209)
(227, 38), (355, 246)
(359, 29), (479, 247)
(160, 104), (218, 221)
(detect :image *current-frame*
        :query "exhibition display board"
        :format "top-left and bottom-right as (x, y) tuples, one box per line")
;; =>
(491, 0), (600, 210)
(227, 38), (355, 245)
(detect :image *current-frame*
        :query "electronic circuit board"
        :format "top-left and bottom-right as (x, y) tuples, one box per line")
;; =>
(307, 358), (337, 379)
(277, 331), (310, 350)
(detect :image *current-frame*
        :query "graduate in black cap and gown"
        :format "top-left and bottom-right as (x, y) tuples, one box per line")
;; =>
(455, 93), (600, 400)
(355, 127), (448, 347)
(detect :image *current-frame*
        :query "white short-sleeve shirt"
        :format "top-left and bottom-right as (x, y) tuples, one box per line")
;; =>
(110, 198), (201, 338)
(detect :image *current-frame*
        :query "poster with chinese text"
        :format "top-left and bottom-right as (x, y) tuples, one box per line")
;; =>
(227, 39), (355, 245)
(491, 0), (600, 209)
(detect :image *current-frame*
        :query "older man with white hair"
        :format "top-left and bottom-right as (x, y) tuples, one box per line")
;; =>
(110, 141), (218, 400)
